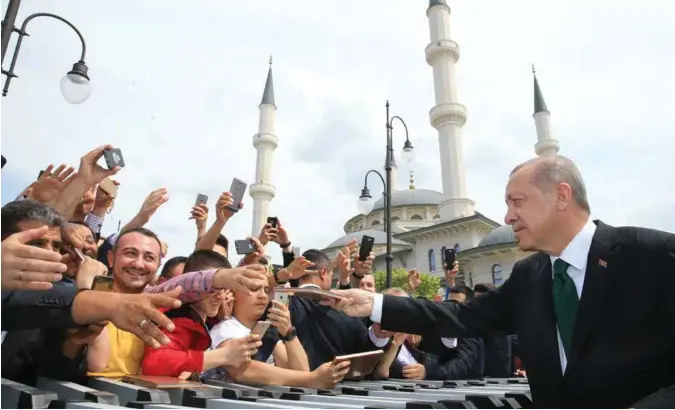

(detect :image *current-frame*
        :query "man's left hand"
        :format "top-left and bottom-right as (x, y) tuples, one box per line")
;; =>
(402, 363), (426, 380)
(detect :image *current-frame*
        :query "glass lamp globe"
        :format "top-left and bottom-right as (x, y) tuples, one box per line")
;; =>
(61, 61), (92, 104)
(401, 141), (415, 165)
(357, 188), (375, 216)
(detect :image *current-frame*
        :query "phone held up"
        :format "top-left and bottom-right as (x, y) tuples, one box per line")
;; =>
(103, 148), (125, 170)
(266, 216), (278, 228)
(92, 275), (114, 292)
(359, 235), (375, 261)
(251, 320), (271, 337)
(444, 247), (456, 268)
(195, 193), (208, 206)
(226, 178), (247, 213)
(234, 239), (256, 255)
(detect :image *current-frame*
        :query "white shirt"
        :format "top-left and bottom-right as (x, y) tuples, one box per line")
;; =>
(210, 317), (276, 365)
(370, 219), (597, 374)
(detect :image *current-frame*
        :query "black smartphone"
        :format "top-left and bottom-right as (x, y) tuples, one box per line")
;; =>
(359, 235), (375, 261)
(103, 148), (125, 169)
(234, 239), (256, 255)
(444, 248), (456, 267)
(195, 193), (208, 206)
(267, 216), (278, 228)
(226, 178), (247, 213)
(92, 275), (114, 292)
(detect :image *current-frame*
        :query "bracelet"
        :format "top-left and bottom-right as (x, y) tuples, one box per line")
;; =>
(279, 242), (291, 249)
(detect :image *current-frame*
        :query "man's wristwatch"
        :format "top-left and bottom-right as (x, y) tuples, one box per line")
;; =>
(273, 268), (287, 285)
(281, 327), (297, 342)
(279, 241), (291, 249)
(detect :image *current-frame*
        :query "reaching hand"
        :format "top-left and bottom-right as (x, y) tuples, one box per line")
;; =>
(94, 180), (118, 210)
(272, 219), (290, 245)
(241, 236), (265, 265)
(216, 192), (243, 223)
(189, 204), (209, 231)
(214, 264), (268, 294)
(258, 223), (278, 246)
(78, 145), (122, 187)
(215, 290), (235, 321)
(106, 287), (183, 348)
(74, 256), (109, 289)
(443, 261), (459, 277)
(138, 188), (169, 222)
(280, 256), (314, 280)
(392, 332), (408, 346)
(402, 363), (426, 380)
(353, 253), (374, 276)
(372, 323), (394, 340)
(309, 361), (351, 389)
(27, 164), (77, 203)
(320, 288), (376, 317)
(1, 226), (67, 290)
(74, 185), (97, 218)
(334, 248), (352, 281)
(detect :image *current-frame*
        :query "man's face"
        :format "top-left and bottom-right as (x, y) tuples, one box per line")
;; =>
(64, 223), (98, 258)
(193, 289), (226, 318)
(449, 292), (466, 304)
(16, 221), (61, 253)
(110, 232), (161, 292)
(234, 276), (270, 319)
(504, 166), (559, 251)
(359, 274), (376, 292)
(213, 244), (228, 258)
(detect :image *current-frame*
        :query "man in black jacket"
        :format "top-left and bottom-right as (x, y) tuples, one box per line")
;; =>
(473, 283), (513, 378)
(327, 156), (675, 408)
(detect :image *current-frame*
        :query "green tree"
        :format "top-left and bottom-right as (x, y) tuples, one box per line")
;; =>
(374, 268), (441, 299)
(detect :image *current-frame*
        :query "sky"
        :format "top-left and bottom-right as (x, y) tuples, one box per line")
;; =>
(2, 0), (674, 266)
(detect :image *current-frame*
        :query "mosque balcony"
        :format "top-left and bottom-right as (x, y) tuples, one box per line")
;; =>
(253, 132), (278, 150)
(249, 182), (276, 200)
(534, 139), (560, 157)
(425, 39), (460, 65)
(429, 102), (467, 128)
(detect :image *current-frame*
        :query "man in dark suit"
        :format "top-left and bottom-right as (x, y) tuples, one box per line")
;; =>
(327, 156), (675, 408)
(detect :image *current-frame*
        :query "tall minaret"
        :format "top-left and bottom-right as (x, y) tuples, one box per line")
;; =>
(385, 153), (399, 191)
(425, 0), (475, 221)
(249, 57), (278, 237)
(532, 66), (560, 157)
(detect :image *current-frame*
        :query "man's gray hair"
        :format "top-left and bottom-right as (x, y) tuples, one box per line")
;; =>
(1, 200), (64, 240)
(511, 155), (591, 214)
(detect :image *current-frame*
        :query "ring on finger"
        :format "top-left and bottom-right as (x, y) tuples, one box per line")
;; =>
(139, 319), (148, 328)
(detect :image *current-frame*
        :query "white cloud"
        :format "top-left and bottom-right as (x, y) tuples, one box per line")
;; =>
(2, 0), (673, 268)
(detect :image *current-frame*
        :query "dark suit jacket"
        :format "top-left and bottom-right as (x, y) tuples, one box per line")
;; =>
(379, 221), (675, 408)
(1, 281), (80, 331)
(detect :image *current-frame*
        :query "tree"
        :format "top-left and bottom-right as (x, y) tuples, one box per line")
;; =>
(373, 268), (441, 299)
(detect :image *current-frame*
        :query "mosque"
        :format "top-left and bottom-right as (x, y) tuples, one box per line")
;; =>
(247, 0), (560, 287)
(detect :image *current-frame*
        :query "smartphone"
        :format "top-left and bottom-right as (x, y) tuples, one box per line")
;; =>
(359, 235), (375, 261)
(195, 193), (208, 206)
(444, 248), (456, 267)
(91, 275), (114, 292)
(234, 239), (256, 255)
(62, 244), (85, 263)
(266, 216), (278, 228)
(226, 178), (247, 213)
(103, 148), (125, 169)
(99, 177), (118, 199)
(251, 320), (271, 337)
(273, 291), (289, 306)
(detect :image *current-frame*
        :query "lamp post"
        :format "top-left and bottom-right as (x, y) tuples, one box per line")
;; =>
(1, 5), (92, 103)
(357, 100), (414, 288)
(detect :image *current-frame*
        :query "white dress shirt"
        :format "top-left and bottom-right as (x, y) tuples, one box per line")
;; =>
(370, 219), (597, 374)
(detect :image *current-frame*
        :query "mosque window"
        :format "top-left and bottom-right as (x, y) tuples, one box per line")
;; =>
(428, 249), (436, 272)
(440, 246), (447, 264)
(391, 216), (400, 221)
(492, 264), (503, 285)
(410, 214), (423, 220)
(454, 243), (461, 253)
(371, 220), (381, 226)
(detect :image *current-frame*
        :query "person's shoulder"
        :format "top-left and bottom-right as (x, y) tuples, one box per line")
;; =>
(210, 318), (248, 339)
(511, 252), (547, 277)
(613, 223), (675, 250)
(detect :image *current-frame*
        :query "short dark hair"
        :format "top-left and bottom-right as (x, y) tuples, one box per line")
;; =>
(449, 285), (475, 300)
(473, 283), (496, 293)
(66, 220), (95, 237)
(159, 256), (188, 279)
(302, 249), (331, 271)
(215, 234), (229, 253)
(113, 227), (162, 255)
(1, 200), (64, 240)
(184, 249), (231, 273)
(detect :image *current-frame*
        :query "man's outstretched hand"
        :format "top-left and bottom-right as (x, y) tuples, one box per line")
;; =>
(321, 288), (376, 318)
(214, 264), (268, 294)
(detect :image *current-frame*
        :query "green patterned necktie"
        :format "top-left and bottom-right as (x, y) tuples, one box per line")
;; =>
(552, 258), (579, 357)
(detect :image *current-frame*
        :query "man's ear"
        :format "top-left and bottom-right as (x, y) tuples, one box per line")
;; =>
(107, 250), (114, 268)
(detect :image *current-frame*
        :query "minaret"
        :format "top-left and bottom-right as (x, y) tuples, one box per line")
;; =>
(425, 0), (475, 220)
(249, 56), (278, 237)
(385, 152), (399, 191)
(532, 66), (560, 157)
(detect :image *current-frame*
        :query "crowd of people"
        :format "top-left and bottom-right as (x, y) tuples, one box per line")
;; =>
(1, 145), (673, 408)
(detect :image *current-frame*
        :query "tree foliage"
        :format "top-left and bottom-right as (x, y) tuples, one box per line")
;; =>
(374, 268), (441, 299)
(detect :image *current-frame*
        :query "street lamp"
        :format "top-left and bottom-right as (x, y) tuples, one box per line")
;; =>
(1, 5), (92, 103)
(357, 100), (414, 288)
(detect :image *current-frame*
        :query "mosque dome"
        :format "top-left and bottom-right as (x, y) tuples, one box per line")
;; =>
(325, 229), (410, 250)
(477, 225), (517, 247)
(371, 189), (444, 212)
